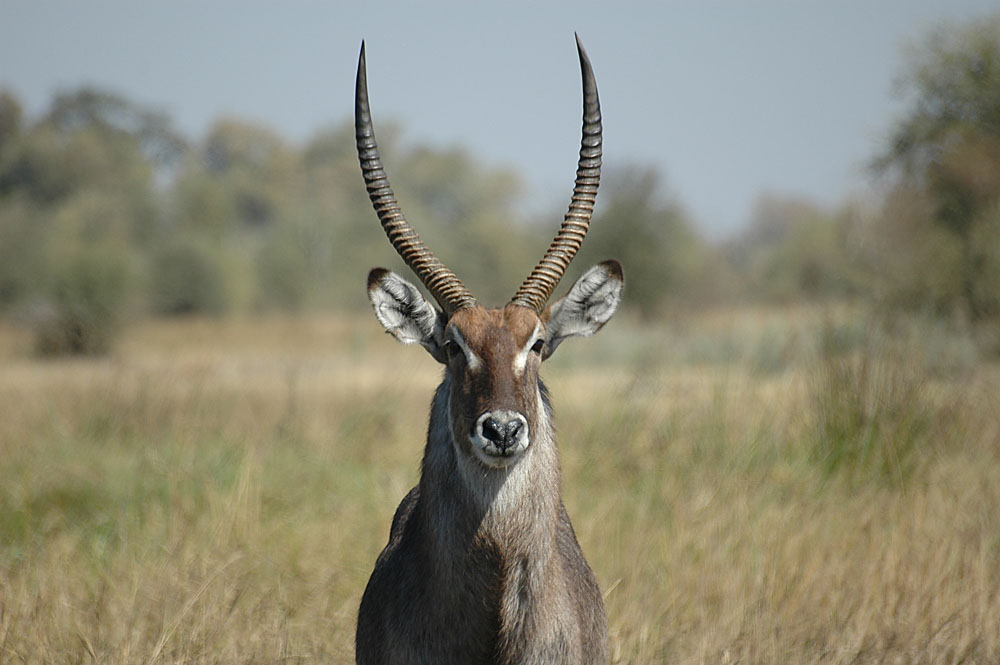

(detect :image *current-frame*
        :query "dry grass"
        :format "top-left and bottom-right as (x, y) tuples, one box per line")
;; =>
(0, 307), (998, 664)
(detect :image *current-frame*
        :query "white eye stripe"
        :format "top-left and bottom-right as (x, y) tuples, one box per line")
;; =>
(448, 328), (482, 370)
(512, 322), (543, 377)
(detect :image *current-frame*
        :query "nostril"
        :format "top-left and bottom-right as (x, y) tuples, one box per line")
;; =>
(505, 419), (523, 443)
(482, 418), (504, 443)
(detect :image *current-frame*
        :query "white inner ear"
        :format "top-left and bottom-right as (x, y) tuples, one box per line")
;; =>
(369, 272), (441, 347)
(512, 322), (542, 377)
(544, 262), (623, 357)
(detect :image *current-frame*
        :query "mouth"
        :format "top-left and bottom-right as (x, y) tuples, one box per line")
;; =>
(469, 436), (528, 468)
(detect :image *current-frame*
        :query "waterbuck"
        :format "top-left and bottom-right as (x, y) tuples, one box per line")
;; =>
(354, 36), (622, 665)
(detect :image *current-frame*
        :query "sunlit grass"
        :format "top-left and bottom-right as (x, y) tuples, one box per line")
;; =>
(0, 307), (998, 663)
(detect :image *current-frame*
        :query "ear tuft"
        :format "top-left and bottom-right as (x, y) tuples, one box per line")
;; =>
(367, 267), (392, 292)
(598, 259), (623, 282)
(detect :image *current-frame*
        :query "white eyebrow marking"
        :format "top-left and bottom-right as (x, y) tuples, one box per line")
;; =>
(449, 327), (481, 371)
(512, 322), (542, 378)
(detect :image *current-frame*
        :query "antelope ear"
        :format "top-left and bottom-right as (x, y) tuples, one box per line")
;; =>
(367, 268), (448, 363)
(541, 260), (623, 359)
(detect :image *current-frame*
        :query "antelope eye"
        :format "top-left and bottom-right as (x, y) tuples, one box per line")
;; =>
(443, 340), (462, 361)
(531, 339), (545, 355)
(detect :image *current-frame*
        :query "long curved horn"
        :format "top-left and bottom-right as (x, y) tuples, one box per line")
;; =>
(355, 42), (477, 314)
(510, 34), (602, 312)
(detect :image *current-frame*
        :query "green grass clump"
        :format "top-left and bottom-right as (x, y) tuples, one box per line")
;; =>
(810, 350), (931, 486)
(807, 321), (963, 488)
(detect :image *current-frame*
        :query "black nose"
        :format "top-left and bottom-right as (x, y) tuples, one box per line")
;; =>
(481, 415), (524, 451)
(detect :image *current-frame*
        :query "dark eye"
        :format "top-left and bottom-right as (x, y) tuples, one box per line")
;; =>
(531, 339), (545, 355)
(444, 340), (462, 361)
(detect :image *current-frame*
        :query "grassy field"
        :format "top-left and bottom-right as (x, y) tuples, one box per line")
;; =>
(0, 306), (998, 664)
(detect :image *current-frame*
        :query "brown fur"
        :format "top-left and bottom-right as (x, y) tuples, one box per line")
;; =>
(356, 304), (608, 665)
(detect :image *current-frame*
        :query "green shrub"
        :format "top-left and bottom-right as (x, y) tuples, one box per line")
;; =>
(149, 239), (226, 316)
(34, 245), (130, 356)
(255, 230), (309, 312)
(0, 198), (43, 311)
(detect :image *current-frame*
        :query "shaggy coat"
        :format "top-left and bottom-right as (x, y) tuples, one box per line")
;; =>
(355, 375), (608, 664)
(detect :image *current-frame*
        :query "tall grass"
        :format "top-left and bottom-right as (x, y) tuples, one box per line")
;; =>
(809, 322), (938, 487)
(0, 307), (997, 663)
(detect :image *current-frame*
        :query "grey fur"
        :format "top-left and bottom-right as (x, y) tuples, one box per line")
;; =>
(358, 266), (623, 664)
(355, 380), (608, 664)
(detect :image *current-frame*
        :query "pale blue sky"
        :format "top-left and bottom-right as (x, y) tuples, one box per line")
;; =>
(1, 1), (997, 236)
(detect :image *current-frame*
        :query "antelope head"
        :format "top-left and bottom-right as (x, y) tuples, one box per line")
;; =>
(357, 36), (623, 470)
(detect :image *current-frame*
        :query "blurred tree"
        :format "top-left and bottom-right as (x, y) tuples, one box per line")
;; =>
(0, 93), (37, 310)
(44, 88), (185, 169)
(1, 86), (731, 321)
(396, 145), (521, 229)
(578, 166), (713, 315)
(0, 197), (43, 310)
(300, 122), (389, 309)
(872, 184), (965, 314)
(0, 88), (163, 347)
(148, 239), (227, 316)
(255, 223), (310, 312)
(169, 167), (236, 242)
(393, 144), (528, 305)
(198, 118), (296, 230)
(33, 244), (132, 356)
(158, 119), (301, 313)
(0, 87), (161, 237)
(306, 126), (530, 307)
(728, 195), (866, 302)
(875, 15), (1000, 320)
(0, 90), (21, 153)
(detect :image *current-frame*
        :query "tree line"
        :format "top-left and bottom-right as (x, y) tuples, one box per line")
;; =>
(0, 15), (997, 354)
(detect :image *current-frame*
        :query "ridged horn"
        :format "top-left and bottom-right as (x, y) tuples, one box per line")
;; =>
(355, 42), (477, 314)
(510, 34), (602, 312)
